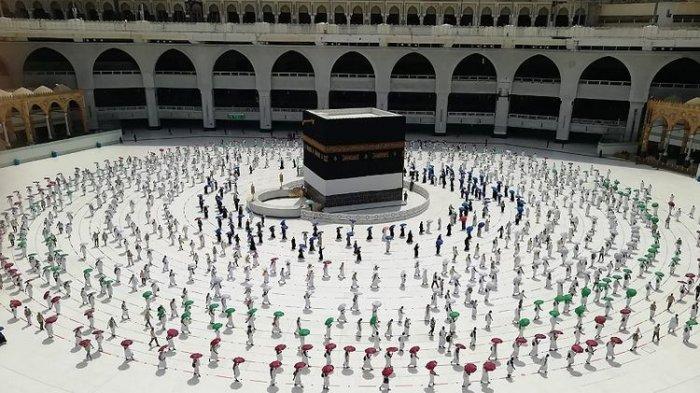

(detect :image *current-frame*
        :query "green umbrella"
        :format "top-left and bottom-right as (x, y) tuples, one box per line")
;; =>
(184, 300), (194, 307)
(623, 268), (632, 274)
(612, 274), (622, 280)
(324, 317), (335, 326)
(654, 271), (665, 278)
(534, 299), (544, 306)
(369, 315), (378, 326)
(574, 305), (586, 317)
(563, 294), (573, 303)
(651, 202), (659, 208)
(601, 277), (612, 283)
(209, 303), (220, 310)
(142, 291), (153, 299)
(549, 309), (560, 318)
(554, 295), (565, 303)
(83, 268), (93, 274)
(182, 311), (191, 319)
(581, 287), (591, 297)
(671, 256), (681, 262)
(686, 319), (698, 327)
(225, 307), (236, 315)
(626, 288), (638, 298)
(247, 308), (258, 316)
(273, 310), (285, 318)
(298, 328), (310, 337)
(597, 282), (609, 290)
(449, 311), (460, 319)
(212, 322), (223, 331)
(518, 318), (530, 328)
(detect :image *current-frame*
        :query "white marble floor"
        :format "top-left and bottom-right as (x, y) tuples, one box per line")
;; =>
(0, 132), (699, 393)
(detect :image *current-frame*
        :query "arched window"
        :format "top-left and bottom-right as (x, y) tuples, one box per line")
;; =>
(497, 7), (511, 27)
(226, 5), (239, 23)
(370, 6), (382, 24)
(208, 4), (220, 23)
(534, 7), (548, 27)
(480, 7), (493, 26)
(423, 6), (436, 26)
(262, 4), (274, 23)
(386, 6), (399, 25)
(298, 5), (310, 24)
(406, 6), (419, 25)
(278, 5), (291, 23)
(315, 5), (327, 23)
(555, 7), (569, 27)
(517, 8), (531, 27)
(573, 8), (586, 26)
(350, 6), (363, 25)
(443, 7), (456, 25)
(460, 7), (473, 26)
(334, 5), (346, 24)
(242, 4), (255, 23)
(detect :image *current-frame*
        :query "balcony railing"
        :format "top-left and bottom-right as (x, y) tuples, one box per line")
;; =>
(392, 110), (436, 115)
(571, 118), (626, 127)
(24, 70), (75, 75)
(96, 105), (146, 111)
(157, 105), (202, 111)
(155, 71), (197, 75)
(509, 113), (558, 121)
(213, 71), (256, 76)
(651, 82), (700, 89)
(391, 74), (436, 79)
(272, 72), (314, 77)
(452, 75), (497, 82)
(93, 70), (141, 75)
(579, 79), (631, 86)
(448, 111), (495, 117)
(514, 77), (561, 84)
(214, 106), (259, 112)
(271, 107), (306, 112)
(331, 73), (375, 78)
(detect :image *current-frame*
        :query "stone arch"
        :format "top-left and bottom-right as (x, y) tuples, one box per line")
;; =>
(208, 4), (220, 23)
(406, 6), (418, 25)
(13, 1), (29, 17)
(555, 7), (569, 27)
(315, 5), (327, 23)
(93, 48), (142, 73)
(387, 5), (399, 25)
(331, 51), (375, 76)
(350, 5), (363, 25)
(451, 53), (498, 80)
(460, 6), (473, 26)
(24, 47), (76, 73)
(497, 6), (511, 26)
(226, 4), (239, 23)
(242, 3), (255, 23)
(391, 53), (435, 77)
(334, 5), (346, 24)
(480, 7), (493, 26)
(4, 106), (28, 148)
(423, 6), (436, 26)
(535, 7), (548, 27)
(213, 50), (255, 74)
(579, 56), (631, 83)
(298, 5), (310, 23)
(154, 49), (196, 74)
(369, 5), (382, 24)
(443, 6), (456, 25)
(83, 2), (98, 20)
(261, 4), (274, 23)
(651, 58), (700, 87)
(278, 4), (291, 23)
(573, 7), (586, 26)
(272, 51), (314, 75)
(514, 54), (561, 81)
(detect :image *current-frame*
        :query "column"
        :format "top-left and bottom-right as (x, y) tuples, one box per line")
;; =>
(1, 123), (8, 146)
(45, 113), (54, 139)
(259, 90), (272, 130)
(63, 111), (71, 136)
(145, 87), (160, 129)
(625, 101), (645, 142)
(82, 88), (100, 130)
(199, 85), (215, 130)
(555, 98), (573, 142)
(434, 91), (448, 135)
(317, 88), (329, 110)
(376, 91), (388, 111)
(494, 96), (509, 137)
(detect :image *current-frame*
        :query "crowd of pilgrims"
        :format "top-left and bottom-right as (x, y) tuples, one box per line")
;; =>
(1, 138), (699, 390)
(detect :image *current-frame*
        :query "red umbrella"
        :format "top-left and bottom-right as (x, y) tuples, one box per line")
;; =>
(167, 328), (179, 338)
(322, 365), (334, 374)
(158, 345), (169, 352)
(610, 337), (623, 344)
(386, 346), (398, 353)
(43, 291), (51, 300)
(79, 339), (91, 348)
(685, 273), (696, 279)
(323, 260), (332, 265)
(594, 316), (607, 325)
(92, 330), (104, 335)
(620, 308), (632, 315)
(425, 360), (438, 370)
(190, 353), (203, 360)
(455, 343), (467, 349)
(571, 344), (584, 353)
(409, 346), (421, 354)
(211, 338), (221, 346)
(51, 296), (61, 304)
(270, 360), (282, 369)
(83, 309), (94, 316)
(491, 337), (503, 344)
(233, 357), (245, 364)
(73, 326), (84, 332)
(483, 361), (496, 372)
(45, 315), (58, 324)
(275, 344), (287, 353)
(515, 336), (528, 345)
(382, 367), (394, 377)
(344, 345), (356, 353)
(301, 343), (314, 351)
(534, 333), (547, 340)
(325, 343), (337, 351)
(464, 363), (477, 374)
(9, 299), (21, 308)
(121, 339), (133, 347)
(585, 339), (599, 347)
(294, 361), (307, 369)
(365, 347), (377, 355)
(3, 262), (13, 269)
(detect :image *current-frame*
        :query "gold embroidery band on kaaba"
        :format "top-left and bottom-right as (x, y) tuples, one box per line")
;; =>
(303, 134), (405, 154)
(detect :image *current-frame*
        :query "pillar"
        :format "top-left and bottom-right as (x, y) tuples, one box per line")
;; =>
(435, 92), (448, 135)
(376, 91), (388, 111)
(259, 90), (272, 130)
(555, 98), (573, 142)
(625, 101), (645, 142)
(317, 87), (329, 110)
(494, 95), (509, 137)
(82, 88), (99, 130)
(199, 85), (215, 130)
(45, 113), (54, 139)
(63, 111), (71, 136)
(145, 87), (160, 129)
(1, 122), (9, 145)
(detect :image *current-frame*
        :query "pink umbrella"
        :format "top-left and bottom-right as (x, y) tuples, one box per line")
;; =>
(158, 345), (169, 352)
(51, 296), (61, 304)
(45, 315), (58, 324)
(167, 328), (179, 338)
(386, 346), (398, 353)
(9, 299), (21, 308)
(79, 339), (91, 348)
(365, 347), (377, 355)
(620, 308), (632, 315)
(610, 337), (623, 345)
(211, 338), (221, 346)
(515, 336), (528, 345)
(455, 343), (467, 349)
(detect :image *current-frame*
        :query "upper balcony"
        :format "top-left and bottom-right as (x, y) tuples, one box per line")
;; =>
(0, 18), (698, 49)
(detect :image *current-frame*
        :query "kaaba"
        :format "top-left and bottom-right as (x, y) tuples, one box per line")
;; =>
(302, 108), (406, 211)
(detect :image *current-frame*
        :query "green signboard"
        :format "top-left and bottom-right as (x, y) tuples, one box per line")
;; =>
(227, 113), (245, 120)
